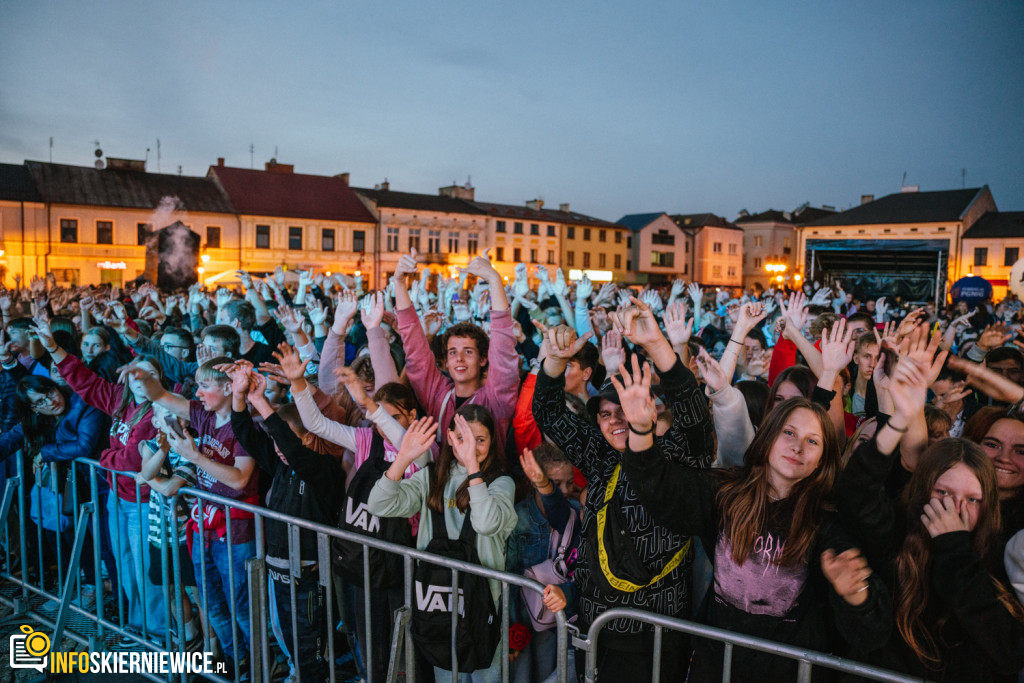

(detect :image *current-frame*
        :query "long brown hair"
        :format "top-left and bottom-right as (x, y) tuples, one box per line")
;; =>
(717, 397), (840, 566)
(426, 404), (504, 514)
(112, 354), (165, 432)
(894, 438), (1024, 668)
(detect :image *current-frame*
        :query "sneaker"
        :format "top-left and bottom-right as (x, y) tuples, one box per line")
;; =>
(77, 584), (97, 611)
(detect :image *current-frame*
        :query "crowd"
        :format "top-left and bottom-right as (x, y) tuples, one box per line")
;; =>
(0, 253), (1023, 683)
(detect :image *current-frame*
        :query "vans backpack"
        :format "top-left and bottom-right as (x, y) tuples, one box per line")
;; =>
(411, 500), (500, 672)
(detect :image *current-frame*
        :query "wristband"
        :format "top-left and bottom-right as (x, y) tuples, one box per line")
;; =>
(886, 421), (909, 434)
(466, 472), (485, 483)
(628, 422), (655, 436)
(728, 339), (744, 346)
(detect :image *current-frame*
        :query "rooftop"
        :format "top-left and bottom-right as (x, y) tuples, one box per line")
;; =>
(670, 213), (742, 231)
(354, 187), (487, 215)
(0, 163), (42, 202)
(803, 187), (988, 227)
(210, 165), (376, 223)
(474, 201), (622, 229)
(25, 161), (234, 213)
(617, 212), (668, 232)
(961, 211), (1024, 240)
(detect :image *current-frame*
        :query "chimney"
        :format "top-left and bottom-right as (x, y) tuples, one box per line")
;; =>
(900, 185), (919, 193)
(559, 203), (570, 212)
(217, 157), (225, 167)
(264, 159), (294, 174)
(335, 172), (350, 186)
(860, 194), (874, 205)
(439, 183), (475, 200)
(380, 178), (390, 191)
(105, 157), (147, 172)
(525, 198), (544, 211)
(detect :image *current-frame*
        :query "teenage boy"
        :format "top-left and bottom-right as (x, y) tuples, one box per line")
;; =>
(392, 248), (519, 450)
(119, 321), (240, 385)
(130, 358), (257, 676)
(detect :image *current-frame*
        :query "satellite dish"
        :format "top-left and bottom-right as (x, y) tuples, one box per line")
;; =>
(95, 160), (105, 170)
(94, 148), (103, 158)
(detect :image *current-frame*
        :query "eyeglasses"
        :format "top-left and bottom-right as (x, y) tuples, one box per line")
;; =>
(29, 390), (58, 410)
(161, 344), (191, 351)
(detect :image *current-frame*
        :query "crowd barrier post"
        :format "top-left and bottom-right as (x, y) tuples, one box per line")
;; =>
(51, 501), (93, 645)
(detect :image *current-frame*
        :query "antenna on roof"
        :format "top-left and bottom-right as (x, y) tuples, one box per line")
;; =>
(274, 146), (279, 160)
(157, 139), (161, 173)
(962, 168), (966, 189)
(49, 137), (53, 163)
(250, 144), (254, 169)
(900, 171), (907, 189)
(145, 147), (150, 166)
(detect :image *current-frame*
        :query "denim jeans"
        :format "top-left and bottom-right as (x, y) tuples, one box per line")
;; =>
(268, 564), (329, 683)
(433, 645), (503, 683)
(192, 534), (256, 667)
(513, 628), (557, 683)
(109, 493), (166, 637)
(354, 583), (405, 683)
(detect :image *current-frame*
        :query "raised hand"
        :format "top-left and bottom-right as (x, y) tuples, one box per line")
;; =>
(360, 291), (385, 329)
(246, 371), (268, 405)
(545, 324), (592, 362)
(466, 250), (499, 283)
(608, 354), (655, 430)
(978, 322), (1014, 352)
(551, 268), (568, 297)
(336, 366), (373, 409)
(639, 289), (663, 314)
(600, 328), (625, 372)
(215, 287), (232, 309)
(695, 346), (730, 394)
(166, 430), (201, 463)
(575, 274), (593, 303)
(875, 296), (889, 323)
(609, 296), (665, 349)
(663, 300), (693, 347)
(809, 287), (832, 307)
(307, 297), (328, 327)
(895, 308), (927, 339)
(733, 301), (767, 338)
(397, 417), (438, 464)
(821, 548), (872, 606)
(276, 305), (303, 334)
(334, 290), (359, 329)
(32, 316), (58, 353)
(196, 343), (215, 365)
(258, 362), (291, 386)
(395, 248), (419, 279)
(594, 282), (617, 306)
(235, 270), (253, 291)
(519, 448), (548, 488)
(819, 317), (855, 374)
(448, 413), (481, 470)
(746, 348), (769, 378)
(535, 265), (550, 298)
(670, 279), (686, 299)
(921, 496), (971, 538)
(272, 342), (310, 381)
(779, 291), (809, 339)
(687, 282), (703, 307)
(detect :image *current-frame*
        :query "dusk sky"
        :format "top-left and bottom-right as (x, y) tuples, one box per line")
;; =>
(2, 1), (1022, 222)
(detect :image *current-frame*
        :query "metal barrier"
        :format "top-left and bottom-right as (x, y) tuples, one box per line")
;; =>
(580, 607), (924, 683)
(0, 455), (570, 683)
(0, 454), (926, 683)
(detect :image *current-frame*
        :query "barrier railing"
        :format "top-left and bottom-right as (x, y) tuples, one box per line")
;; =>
(0, 454), (925, 683)
(581, 607), (924, 683)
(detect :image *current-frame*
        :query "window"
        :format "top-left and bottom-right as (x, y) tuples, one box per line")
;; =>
(60, 219), (78, 243)
(599, 230), (607, 243)
(783, 238), (791, 248)
(428, 230), (441, 253)
(783, 246), (792, 255)
(353, 230), (365, 252)
(495, 247), (505, 261)
(567, 251), (575, 267)
(496, 220), (507, 233)
(583, 228), (591, 241)
(547, 225), (556, 237)
(387, 227), (399, 252)
(136, 222), (152, 245)
(547, 250), (555, 264)
(256, 224), (270, 249)
(651, 230), (675, 246)
(627, 236), (632, 249)
(712, 265), (722, 277)
(615, 231), (622, 244)
(713, 242), (723, 253)
(650, 251), (674, 268)
(530, 223), (539, 236)
(514, 222), (523, 235)
(448, 232), (459, 253)
(728, 243), (737, 255)
(614, 254), (621, 269)
(974, 247), (988, 267)
(468, 233), (479, 255)
(683, 263), (688, 275)
(567, 226), (575, 240)
(583, 252), (591, 268)
(685, 241), (689, 253)
(96, 220), (113, 245)
(754, 257), (762, 269)
(513, 247), (522, 262)
(206, 226), (221, 249)
(530, 248), (538, 262)
(728, 267), (736, 277)
(753, 236), (762, 247)
(408, 229), (421, 252)
(1005, 247), (1019, 266)
(322, 229), (336, 252)
(288, 227), (303, 250)
(599, 253), (606, 268)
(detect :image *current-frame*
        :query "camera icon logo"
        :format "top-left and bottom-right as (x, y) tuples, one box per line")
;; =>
(10, 625), (50, 672)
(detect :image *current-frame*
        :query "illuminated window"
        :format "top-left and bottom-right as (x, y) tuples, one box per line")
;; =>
(96, 220), (112, 245)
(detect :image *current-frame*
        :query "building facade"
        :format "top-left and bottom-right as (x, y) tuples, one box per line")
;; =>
(618, 212), (693, 284)
(959, 211), (1024, 300)
(354, 181), (488, 288)
(671, 213), (744, 289)
(735, 205), (836, 290)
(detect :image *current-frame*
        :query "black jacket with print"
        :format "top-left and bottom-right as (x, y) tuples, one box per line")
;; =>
(532, 358), (714, 639)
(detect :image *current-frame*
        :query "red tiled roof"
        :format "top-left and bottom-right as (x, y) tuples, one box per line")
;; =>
(210, 166), (377, 224)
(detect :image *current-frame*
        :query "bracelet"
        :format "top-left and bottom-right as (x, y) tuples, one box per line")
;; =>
(466, 472), (485, 483)
(628, 422), (655, 436)
(886, 421), (909, 434)
(534, 479), (552, 490)
(728, 339), (743, 346)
